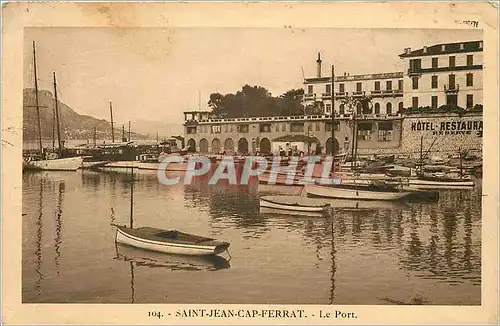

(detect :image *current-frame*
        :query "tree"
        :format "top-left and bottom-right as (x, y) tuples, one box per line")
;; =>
(340, 94), (373, 116)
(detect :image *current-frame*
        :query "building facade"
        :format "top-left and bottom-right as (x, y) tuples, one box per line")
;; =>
(399, 40), (483, 110)
(302, 53), (404, 116)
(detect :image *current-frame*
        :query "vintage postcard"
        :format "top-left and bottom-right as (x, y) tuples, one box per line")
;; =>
(2, 2), (498, 325)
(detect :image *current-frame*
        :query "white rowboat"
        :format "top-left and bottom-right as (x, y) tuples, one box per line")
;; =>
(259, 196), (330, 213)
(115, 226), (230, 256)
(304, 184), (411, 201)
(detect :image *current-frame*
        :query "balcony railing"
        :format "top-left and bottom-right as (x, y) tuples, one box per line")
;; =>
(408, 68), (422, 76)
(352, 91), (366, 97)
(321, 92), (332, 100)
(335, 92), (347, 98)
(304, 94), (316, 100)
(444, 84), (460, 93)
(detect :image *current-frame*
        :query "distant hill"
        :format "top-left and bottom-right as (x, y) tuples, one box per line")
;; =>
(23, 89), (150, 141)
(116, 119), (184, 140)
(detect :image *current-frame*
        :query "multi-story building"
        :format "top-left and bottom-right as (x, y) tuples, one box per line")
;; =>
(302, 53), (404, 116)
(399, 40), (483, 110)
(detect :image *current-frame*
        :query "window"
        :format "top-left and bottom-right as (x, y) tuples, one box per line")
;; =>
(449, 74), (456, 88)
(276, 123), (280, 131)
(386, 103), (392, 115)
(224, 124), (228, 132)
(374, 81), (380, 90)
(412, 97), (419, 109)
(449, 56), (455, 68)
(325, 121), (340, 132)
(467, 94), (473, 108)
(432, 57), (438, 68)
(412, 76), (419, 90)
(339, 104), (345, 114)
(316, 122), (320, 132)
(187, 127), (197, 134)
(386, 80), (392, 90)
(290, 122), (304, 132)
(378, 122), (393, 141)
(399, 102), (404, 112)
(229, 125), (233, 132)
(307, 85), (313, 94)
(466, 73), (473, 86)
(467, 54), (473, 66)
(259, 124), (271, 133)
(409, 58), (421, 71)
(339, 83), (345, 93)
(325, 103), (332, 113)
(356, 102), (362, 115)
(356, 82), (362, 92)
(211, 125), (222, 134)
(326, 84), (331, 94)
(237, 124), (249, 133)
(398, 80), (403, 90)
(281, 123), (286, 132)
(374, 103), (380, 114)
(357, 122), (373, 140)
(431, 96), (438, 109)
(431, 75), (438, 89)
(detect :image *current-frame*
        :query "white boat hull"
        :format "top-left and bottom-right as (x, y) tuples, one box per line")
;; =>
(23, 156), (83, 171)
(81, 161), (109, 169)
(259, 207), (326, 218)
(137, 162), (195, 171)
(115, 227), (224, 256)
(304, 184), (411, 201)
(407, 179), (474, 189)
(259, 197), (329, 213)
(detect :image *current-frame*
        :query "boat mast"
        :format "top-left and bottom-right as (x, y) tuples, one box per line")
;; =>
(130, 167), (134, 228)
(128, 121), (131, 142)
(331, 64), (335, 174)
(33, 41), (43, 154)
(93, 127), (97, 147)
(109, 101), (115, 143)
(53, 72), (62, 155)
(122, 125), (125, 142)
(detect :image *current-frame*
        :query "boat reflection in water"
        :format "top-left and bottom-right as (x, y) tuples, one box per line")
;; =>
(114, 243), (231, 271)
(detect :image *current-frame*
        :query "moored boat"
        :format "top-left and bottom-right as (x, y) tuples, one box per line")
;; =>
(304, 184), (411, 201)
(259, 195), (330, 213)
(115, 225), (230, 256)
(137, 161), (195, 171)
(23, 156), (83, 171)
(407, 178), (474, 190)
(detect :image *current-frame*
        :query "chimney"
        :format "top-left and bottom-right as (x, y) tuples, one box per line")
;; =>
(316, 52), (322, 78)
(404, 47), (411, 54)
(423, 46), (427, 53)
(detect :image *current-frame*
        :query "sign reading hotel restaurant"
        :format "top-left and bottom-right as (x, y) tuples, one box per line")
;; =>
(211, 125), (222, 133)
(411, 120), (483, 136)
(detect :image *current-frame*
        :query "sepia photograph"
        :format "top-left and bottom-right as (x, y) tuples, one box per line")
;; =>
(2, 2), (498, 325)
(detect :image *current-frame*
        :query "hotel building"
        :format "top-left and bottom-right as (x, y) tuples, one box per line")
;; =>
(183, 40), (483, 156)
(399, 40), (483, 110)
(302, 53), (404, 116)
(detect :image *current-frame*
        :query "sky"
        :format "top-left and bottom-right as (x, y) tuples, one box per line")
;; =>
(24, 28), (482, 125)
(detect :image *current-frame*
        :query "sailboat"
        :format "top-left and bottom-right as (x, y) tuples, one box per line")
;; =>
(23, 42), (83, 171)
(113, 168), (231, 256)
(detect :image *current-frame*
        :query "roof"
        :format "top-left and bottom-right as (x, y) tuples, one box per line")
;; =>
(399, 40), (483, 58)
(272, 134), (319, 143)
(304, 72), (403, 84)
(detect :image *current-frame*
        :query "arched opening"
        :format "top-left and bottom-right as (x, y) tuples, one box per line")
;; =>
(386, 102), (393, 115)
(356, 102), (362, 115)
(326, 137), (340, 155)
(339, 104), (345, 115)
(310, 137), (321, 155)
(211, 138), (221, 153)
(237, 138), (249, 154)
(187, 138), (196, 152)
(398, 102), (404, 112)
(374, 103), (381, 114)
(199, 138), (209, 153)
(224, 138), (234, 154)
(259, 137), (271, 154)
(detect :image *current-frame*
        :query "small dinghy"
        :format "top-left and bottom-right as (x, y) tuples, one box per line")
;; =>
(259, 195), (330, 213)
(116, 225), (230, 256)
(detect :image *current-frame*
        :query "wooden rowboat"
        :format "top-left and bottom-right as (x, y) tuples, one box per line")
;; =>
(115, 225), (230, 256)
(259, 195), (330, 213)
(304, 184), (411, 201)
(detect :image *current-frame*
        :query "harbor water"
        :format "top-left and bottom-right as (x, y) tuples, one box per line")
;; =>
(22, 169), (481, 304)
